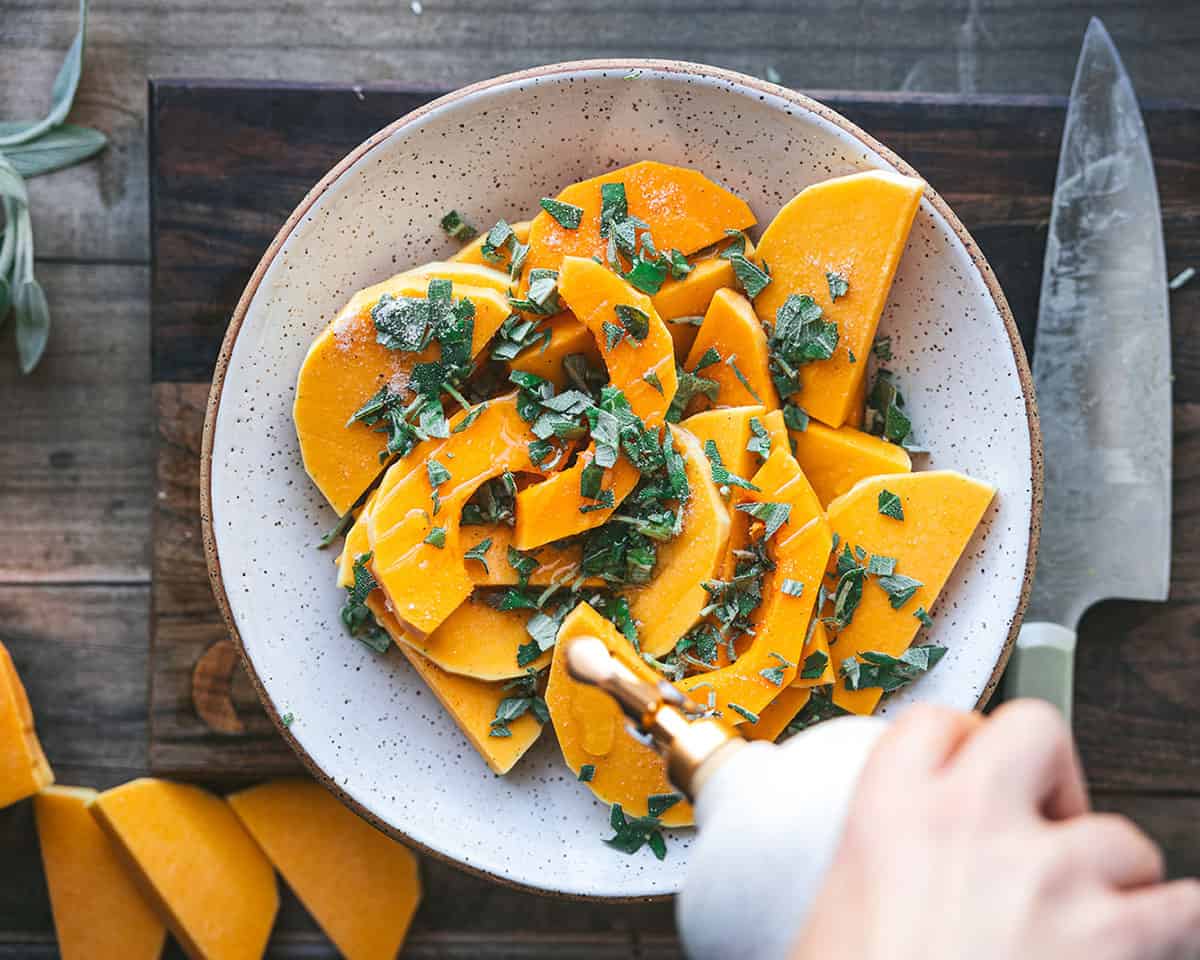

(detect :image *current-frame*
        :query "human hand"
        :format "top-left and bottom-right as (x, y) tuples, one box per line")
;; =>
(792, 700), (1200, 960)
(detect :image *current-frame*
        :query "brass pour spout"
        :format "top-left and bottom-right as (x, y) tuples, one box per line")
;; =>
(565, 636), (744, 801)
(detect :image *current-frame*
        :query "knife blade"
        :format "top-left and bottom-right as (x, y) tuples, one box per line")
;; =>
(1003, 18), (1172, 720)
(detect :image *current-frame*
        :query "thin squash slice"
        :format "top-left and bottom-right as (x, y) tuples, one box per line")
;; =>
(753, 171), (924, 428)
(34, 786), (166, 960)
(825, 471), (995, 715)
(397, 260), (511, 295)
(628, 426), (732, 657)
(228, 779), (422, 960)
(366, 595), (544, 774)
(522, 161), (755, 285)
(789, 420), (912, 507)
(513, 256), (677, 549)
(546, 603), (693, 826)
(652, 236), (756, 358)
(91, 779), (278, 960)
(295, 277), (513, 514)
(508, 312), (602, 389)
(742, 687), (811, 743)
(451, 220), (532, 271)
(683, 288), (780, 413)
(0, 641), (53, 808)
(368, 394), (544, 636)
(680, 406), (764, 485)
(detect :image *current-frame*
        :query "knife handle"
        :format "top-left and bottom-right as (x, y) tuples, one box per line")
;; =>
(1001, 622), (1077, 724)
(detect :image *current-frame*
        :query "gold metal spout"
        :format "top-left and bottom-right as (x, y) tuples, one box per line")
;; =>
(565, 636), (744, 801)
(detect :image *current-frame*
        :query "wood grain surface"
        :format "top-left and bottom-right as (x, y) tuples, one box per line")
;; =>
(2, 1), (1199, 954)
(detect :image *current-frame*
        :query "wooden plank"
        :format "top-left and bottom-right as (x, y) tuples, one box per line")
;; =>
(0, 263), (152, 583)
(4, 0), (1200, 264)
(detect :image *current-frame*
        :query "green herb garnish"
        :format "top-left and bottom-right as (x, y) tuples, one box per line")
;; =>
(578, 764), (596, 782)
(759, 652), (794, 686)
(747, 417), (771, 459)
(780, 578), (805, 597)
(647, 793), (682, 817)
(735, 501), (791, 539)
(782, 403), (809, 432)
(489, 670), (550, 737)
(729, 702), (760, 724)
(877, 489), (904, 520)
(800, 650), (829, 680)
(915, 606), (934, 628)
(440, 209), (477, 242)
(872, 336), (892, 361)
(730, 254), (771, 298)
(643, 370), (664, 394)
(877, 572), (923, 609)
(423, 527), (447, 548)
(604, 803), (667, 860)
(540, 197), (584, 229)
(464, 537), (492, 574)
(841, 646), (947, 692)
(826, 270), (849, 301)
(340, 553), (390, 653)
(615, 304), (650, 342)
(782, 688), (851, 739)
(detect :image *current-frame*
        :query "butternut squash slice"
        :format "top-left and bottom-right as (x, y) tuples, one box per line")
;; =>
(34, 786), (166, 960)
(508, 313), (602, 389)
(628, 427), (732, 657)
(366, 595), (543, 774)
(743, 687), (811, 743)
(339, 504), (551, 677)
(789, 420), (912, 507)
(368, 394), (543, 636)
(397, 260), (512, 295)
(792, 619), (835, 689)
(513, 256), (678, 549)
(683, 288), (780, 413)
(825, 471), (995, 715)
(761, 408), (789, 455)
(295, 278), (513, 514)
(451, 220), (532, 271)
(91, 779), (278, 960)
(228, 779), (422, 960)
(680, 406), (764, 486)
(546, 603), (693, 826)
(678, 448), (832, 721)
(753, 171), (924, 428)
(652, 237), (755, 358)
(0, 640), (53, 808)
(846, 372), (867, 428)
(522, 161), (755, 285)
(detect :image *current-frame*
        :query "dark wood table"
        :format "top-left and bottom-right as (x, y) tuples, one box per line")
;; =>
(2, 2), (1200, 956)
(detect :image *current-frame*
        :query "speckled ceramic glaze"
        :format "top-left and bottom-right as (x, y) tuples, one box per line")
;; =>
(203, 61), (1039, 900)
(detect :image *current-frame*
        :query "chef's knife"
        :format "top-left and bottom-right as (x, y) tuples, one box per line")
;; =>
(1003, 18), (1172, 721)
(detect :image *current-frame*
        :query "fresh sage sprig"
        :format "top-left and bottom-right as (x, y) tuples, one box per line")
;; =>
(0, 0), (107, 374)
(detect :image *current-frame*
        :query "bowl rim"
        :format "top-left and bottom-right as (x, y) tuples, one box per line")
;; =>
(200, 57), (1043, 902)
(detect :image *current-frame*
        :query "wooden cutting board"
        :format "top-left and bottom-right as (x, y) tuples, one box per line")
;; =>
(149, 81), (1200, 789)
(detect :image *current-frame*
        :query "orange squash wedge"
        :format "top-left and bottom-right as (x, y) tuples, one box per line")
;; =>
(0, 640), (53, 809)
(34, 786), (167, 960)
(680, 406), (764, 485)
(451, 220), (532, 271)
(295, 278), (513, 514)
(398, 260), (511, 295)
(513, 256), (678, 549)
(91, 779), (278, 960)
(508, 313), (602, 389)
(366, 595), (544, 774)
(825, 471), (995, 715)
(367, 394), (544, 636)
(652, 237), (755, 358)
(522, 161), (755, 285)
(683, 288), (780, 413)
(743, 687), (811, 743)
(228, 779), (421, 960)
(753, 171), (924, 428)
(546, 603), (693, 826)
(628, 426), (732, 657)
(789, 420), (912, 507)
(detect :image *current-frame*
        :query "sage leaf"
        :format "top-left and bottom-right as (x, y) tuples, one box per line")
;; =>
(0, 0), (89, 148)
(13, 278), (49, 374)
(3, 124), (106, 178)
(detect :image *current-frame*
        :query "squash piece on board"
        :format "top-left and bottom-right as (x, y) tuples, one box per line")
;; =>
(91, 779), (278, 960)
(0, 641), (53, 808)
(678, 448), (833, 721)
(547, 603), (693, 826)
(683, 288), (780, 414)
(792, 619), (836, 689)
(368, 394), (543, 636)
(789, 420), (912, 507)
(628, 427), (732, 657)
(34, 786), (166, 960)
(508, 313), (602, 389)
(743, 687), (811, 743)
(513, 257), (677, 549)
(753, 171), (924, 428)
(522, 161), (755, 285)
(294, 277), (512, 514)
(825, 471), (996, 715)
(367, 595), (543, 774)
(339, 503), (551, 677)
(228, 779), (421, 960)
(451, 220), (532, 271)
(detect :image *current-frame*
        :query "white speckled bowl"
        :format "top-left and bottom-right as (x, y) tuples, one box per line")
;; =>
(202, 60), (1040, 900)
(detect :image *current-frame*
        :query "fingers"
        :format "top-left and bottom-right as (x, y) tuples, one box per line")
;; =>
(950, 699), (1089, 820)
(1117, 878), (1200, 959)
(865, 703), (983, 781)
(1054, 813), (1165, 889)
